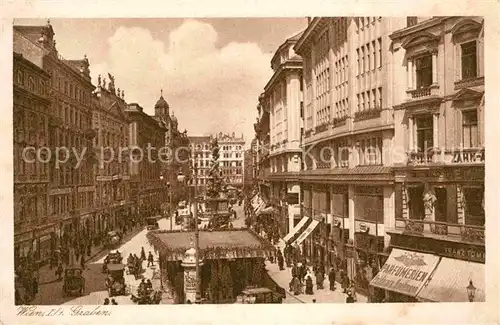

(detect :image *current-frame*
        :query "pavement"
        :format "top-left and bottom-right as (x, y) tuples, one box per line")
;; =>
(265, 239), (367, 304)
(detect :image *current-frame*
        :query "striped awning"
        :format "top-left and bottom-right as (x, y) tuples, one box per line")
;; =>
(283, 217), (309, 243)
(291, 219), (319, 246)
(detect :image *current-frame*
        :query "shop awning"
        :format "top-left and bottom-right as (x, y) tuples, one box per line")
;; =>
(283, 216), (309, 243)
(256, 205), (276, 216)
(416, 258), (485, 302)
(254, 200), (265, 214)
(292, 218), (320, 246)
(369, 248), (440, 297)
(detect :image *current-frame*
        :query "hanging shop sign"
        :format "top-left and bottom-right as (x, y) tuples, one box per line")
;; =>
(369, 248), (440, 297)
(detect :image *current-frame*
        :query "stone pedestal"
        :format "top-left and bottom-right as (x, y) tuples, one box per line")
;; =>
(181, 247), (203, 304)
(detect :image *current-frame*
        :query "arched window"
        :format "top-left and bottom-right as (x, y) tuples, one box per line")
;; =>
(28, 76), (35, 92)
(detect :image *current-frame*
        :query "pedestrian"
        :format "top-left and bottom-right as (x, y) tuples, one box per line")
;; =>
(140, 247), (146, 260)
(80, 255), (85, 270)
(342, 275), (350, 294)
(349, 283), (357, 302)
(312, 299), (316, 303)
(111, 299), (118, 305)
(103, 298), (110, 305)
(289, 276), (301, 295)
(328, 267), (336, 291)
(345, 291), (355, 303)
(139, 279), (146, 295)
(87, 243), (91, 257)
(291, 263), (298, 278)
(305, 274), (314, 295)
(277, 249), (284, 271)
(55, 263), (64, 280)
(316, 270), (324, 290)
(147, 251), (154, 267)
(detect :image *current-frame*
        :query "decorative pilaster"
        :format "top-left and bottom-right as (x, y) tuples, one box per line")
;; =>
(456, 185), (465, 225)
(433, 113), (439, 152)
(407, 59), (413, 89)
(432, 51), (438, 84)
(408, 116), (414, 152)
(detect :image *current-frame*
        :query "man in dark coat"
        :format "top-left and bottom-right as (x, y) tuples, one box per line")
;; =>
(316, 270), (324, 290)
(305, 275), (314, 295)
(328, 267), (336, 291)
(140, 247), (146, 260)
(291, 263), (298, 279)
(277, 249), (284, 271)
(147, 251), (154, 267)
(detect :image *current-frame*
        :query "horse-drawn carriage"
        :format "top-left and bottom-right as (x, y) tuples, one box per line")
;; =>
(105, 263), (126, 297)
(130, 288), (162, 304)
(62, 267), (85, 297)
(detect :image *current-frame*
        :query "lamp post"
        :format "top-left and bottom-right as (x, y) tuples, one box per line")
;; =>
(466, 280), (476, 302)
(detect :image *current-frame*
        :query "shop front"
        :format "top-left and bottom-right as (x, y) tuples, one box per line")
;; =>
(36, 225), (55, 265)
(330, 185), (349, 271)
(14, 231), (34, 267)
(352, 185), (387, 296)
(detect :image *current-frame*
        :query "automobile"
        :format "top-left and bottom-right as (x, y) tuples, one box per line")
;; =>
(62, 267), (85, 297)
(104, 231), (122, 249)
(102, 250), (123, 273)
(106, 263), (126, 297)
(146, 217), (159, 230)
(236, 287), (284, 304)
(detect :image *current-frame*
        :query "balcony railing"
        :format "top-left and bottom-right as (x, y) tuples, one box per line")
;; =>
(407, 150), (436, 165)
(407, 85), (439, 99)
(333, 115), (348, 127)
(395, 218), (485, 244)
(315, 122), (330, 133)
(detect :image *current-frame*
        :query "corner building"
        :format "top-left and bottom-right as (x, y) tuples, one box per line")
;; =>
(293, 17), (407, 297)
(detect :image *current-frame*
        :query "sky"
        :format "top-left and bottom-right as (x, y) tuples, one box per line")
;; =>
(14, 18), (307, 144)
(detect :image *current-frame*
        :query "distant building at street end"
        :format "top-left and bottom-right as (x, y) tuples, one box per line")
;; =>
(188, 135), (213, 195)
(216, 132), (245, 189)
(243, 148), (255, 192)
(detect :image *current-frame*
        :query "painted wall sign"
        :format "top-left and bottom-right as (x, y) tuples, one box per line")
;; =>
(370, 248), (440, 296)
(451, 149), (485, 164)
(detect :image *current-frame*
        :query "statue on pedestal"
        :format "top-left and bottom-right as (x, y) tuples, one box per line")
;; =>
(422, 184), (437, 220)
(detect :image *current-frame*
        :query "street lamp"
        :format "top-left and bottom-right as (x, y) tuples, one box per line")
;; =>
(466, 280), (476, 302)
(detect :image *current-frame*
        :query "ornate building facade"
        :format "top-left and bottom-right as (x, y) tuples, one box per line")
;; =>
(125, 103), (167, 219)
(264, 31), (304, 236)
(14, 21), (96, 262)
(13, 52), (51, 265)
(217, 132), (245, 189)
(188, 136), (212, 195)
(384, 16), (485, 303)
(92, 74), (131, 236)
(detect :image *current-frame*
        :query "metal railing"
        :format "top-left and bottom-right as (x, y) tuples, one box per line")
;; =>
(395, 218), (484, 244)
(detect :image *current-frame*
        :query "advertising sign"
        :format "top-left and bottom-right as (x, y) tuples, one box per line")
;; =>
(370, 248), (440, 297)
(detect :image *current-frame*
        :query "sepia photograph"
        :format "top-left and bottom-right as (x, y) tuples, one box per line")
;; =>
(2, 3), (499, 324)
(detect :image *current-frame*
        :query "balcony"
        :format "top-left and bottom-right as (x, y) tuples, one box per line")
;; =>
(454, 76), (484, 90)
(354, 107), (381, 122)
(315, 122), (330, 134)
(406, 85), (439, 100)
(407, 149), (438, 165)
(304, 129), (313, 138)
(395, 218), (485, 244)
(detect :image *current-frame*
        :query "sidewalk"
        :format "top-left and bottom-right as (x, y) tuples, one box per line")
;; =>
(38, 225), (145, 286)
(266, 239), (367, 304)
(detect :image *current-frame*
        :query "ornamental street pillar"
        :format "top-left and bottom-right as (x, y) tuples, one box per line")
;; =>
(181, 247), (203, 304)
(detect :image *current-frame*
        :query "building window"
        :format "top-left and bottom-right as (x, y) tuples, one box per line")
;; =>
(463, 187), (484, 226)
(371, 40), (376, 70)
(377, 38), (382, 68)
(378, 87), (383, 109)
(415, 55), (433, 88)
(407, 17), (418, 27)
(416, 115), (433, 151)
(361, 46), (365, 74)
(461, 41), (478, 80)
(408, 185), (424, 220)
(462, 110), (478, 148)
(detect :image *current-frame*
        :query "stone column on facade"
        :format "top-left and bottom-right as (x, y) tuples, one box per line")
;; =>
(407, 59), (413, 89)
(431, 51), (438, 84)
(432, 113), (439, 162)
(408, 116), (414, 153)
(347, 185), (355, 243)
(412, 59), (417, 90)
(456, 185), (465, 225)
(382, 186), (395, 249)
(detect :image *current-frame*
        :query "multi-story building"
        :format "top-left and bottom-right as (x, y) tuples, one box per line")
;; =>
(254, 94), (271, 199)
(126, 103), (167, 220)
(92, 74), (131, 236)
(14, 21), (96, 256)
(292, 17), (408, 296)
(243, 149), (255, 192)
(250, 138), (259, 186)
(188, 136), (212, 195)
(13, 51), (51, 266)
(264, 31), (304, 236)
(382, 16), (485, 303)
(217, 132), (245, 189)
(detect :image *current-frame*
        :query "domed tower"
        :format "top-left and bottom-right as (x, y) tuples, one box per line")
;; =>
(154, 89), (170, 120)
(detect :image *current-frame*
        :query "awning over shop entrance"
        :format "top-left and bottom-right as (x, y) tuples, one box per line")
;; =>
(369, 248), (440, 297)
(256, 205), (276, 216)
(291, 218), (319, 246)
(254, 200), (265, 214)
(283, 216), (308, 243)
(417, 258), (485, 302)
